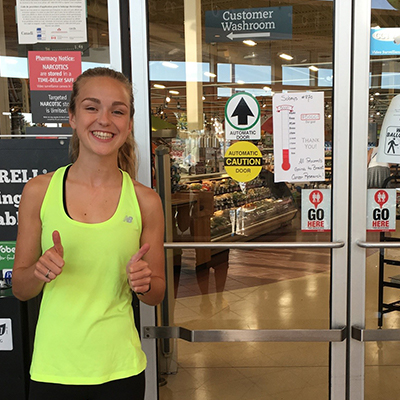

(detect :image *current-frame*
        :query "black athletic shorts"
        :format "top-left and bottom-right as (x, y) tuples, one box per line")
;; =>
(29, 371), (145, 400)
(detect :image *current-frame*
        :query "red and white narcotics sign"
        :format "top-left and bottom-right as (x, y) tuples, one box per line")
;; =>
(301, 189), (331, 232)
(28, 51), (81, 123)
(367, 189), (396, 232)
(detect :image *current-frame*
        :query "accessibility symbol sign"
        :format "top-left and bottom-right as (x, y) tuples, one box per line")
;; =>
(225, 92), (261, 140)
(224, 141), (262, 182)
(384, 126), (400, 155)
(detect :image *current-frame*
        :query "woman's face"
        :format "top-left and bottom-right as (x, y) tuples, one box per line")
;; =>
(69, 76), (133, 159)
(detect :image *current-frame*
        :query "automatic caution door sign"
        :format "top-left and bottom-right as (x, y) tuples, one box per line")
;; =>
(367, 189), (396, 232)
(224, 141), (262, 182)
(225, 92), (261, 140)
(301, 189), (331, 232)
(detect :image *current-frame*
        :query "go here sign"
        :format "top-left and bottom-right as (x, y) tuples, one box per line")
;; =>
(367, 189), (396, 232)
(301, 189), (331, 232)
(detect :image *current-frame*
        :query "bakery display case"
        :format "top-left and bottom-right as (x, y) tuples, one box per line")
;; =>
(171, 169), (298, 266)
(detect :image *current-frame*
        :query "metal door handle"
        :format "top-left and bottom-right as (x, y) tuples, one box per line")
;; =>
(144, 326), (347, 342)
(352, 326), (400, 341)
(164, 241), (345, 249)
(356, 240), (400, 248)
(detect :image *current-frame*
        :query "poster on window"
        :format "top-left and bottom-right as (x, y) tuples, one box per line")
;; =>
(376, 94), (400, 164)
(273, 92), (325, 183)
(28, 51), (81, 123)
(16, 0), (87, 44)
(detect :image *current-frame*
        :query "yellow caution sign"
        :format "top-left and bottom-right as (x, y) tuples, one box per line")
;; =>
(224, 141), (262, 182)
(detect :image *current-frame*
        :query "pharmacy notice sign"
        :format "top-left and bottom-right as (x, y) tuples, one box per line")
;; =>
(28, 51), (81, 123)
(301, 189), (331, 232)
(367, 189), (396, 232)
(225, 92), (261, 140)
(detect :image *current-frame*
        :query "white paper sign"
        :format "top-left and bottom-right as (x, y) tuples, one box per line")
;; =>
(273, 92), (325, 183)
(16, 0), (87, 44)
(0, 318), (13, 351)
(367, 189), (396, 232)
(301, 189), (331, 232)
(377, 94), (400, 164)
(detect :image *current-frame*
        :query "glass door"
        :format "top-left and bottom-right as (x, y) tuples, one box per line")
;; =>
(129, 1), (353, 399)
(349, 0), (400, 399)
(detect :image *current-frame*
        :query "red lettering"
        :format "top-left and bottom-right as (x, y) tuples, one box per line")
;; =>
(307, 221), (325, 228)
(372, 220), (389, 228)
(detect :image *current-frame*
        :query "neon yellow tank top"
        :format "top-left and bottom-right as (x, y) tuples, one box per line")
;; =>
(30, 166), (146, 384)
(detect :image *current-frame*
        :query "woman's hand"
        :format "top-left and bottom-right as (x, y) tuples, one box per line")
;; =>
(126, 243), (152, 294)
(34, 230), (65, 283)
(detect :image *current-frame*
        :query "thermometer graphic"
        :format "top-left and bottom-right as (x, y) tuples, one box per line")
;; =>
(277, 105), (294, 171)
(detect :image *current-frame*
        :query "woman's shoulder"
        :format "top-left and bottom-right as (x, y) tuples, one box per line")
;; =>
(132, 179), (160, 202)
(131, 179), (164, 227)
(22, 171), (56, 201)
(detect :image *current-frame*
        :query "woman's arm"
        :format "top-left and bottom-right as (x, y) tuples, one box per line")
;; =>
(126, 182), (165, 306)
(12, 174), (64, 301)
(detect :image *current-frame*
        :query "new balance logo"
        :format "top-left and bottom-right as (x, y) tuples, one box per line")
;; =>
(123, 215), (133, 223)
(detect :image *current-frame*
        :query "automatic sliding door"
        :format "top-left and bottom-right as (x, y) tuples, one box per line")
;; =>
(141, 1), (351, 399)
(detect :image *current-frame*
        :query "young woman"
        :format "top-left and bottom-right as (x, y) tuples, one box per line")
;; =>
(12, 67), (165, 400)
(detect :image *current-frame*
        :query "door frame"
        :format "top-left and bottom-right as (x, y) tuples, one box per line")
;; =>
(129, 0), (357, 399)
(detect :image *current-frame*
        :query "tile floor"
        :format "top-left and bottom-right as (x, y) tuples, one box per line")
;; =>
(158, 225), (400, 400)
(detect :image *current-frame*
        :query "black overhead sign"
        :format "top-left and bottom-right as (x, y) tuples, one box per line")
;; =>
(205, 6), (292, 43)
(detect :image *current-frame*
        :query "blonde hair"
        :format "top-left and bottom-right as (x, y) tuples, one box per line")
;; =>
(68, 67), (137, 178)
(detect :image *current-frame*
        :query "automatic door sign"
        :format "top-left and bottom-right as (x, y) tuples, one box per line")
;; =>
(301, 189), (331, 232)
(225, 92), (261, 140)
(224, 141), (262, 182)
(367, 189), (396, 232)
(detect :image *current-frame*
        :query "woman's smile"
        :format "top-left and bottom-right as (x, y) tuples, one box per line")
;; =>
(91, 130), (115, 140)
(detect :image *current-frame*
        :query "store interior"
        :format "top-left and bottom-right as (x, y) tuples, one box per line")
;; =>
(146, 1), (400, 399)
(1, 0), (400, 398)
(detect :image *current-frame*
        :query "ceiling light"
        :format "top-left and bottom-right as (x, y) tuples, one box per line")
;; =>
(204, 72), (216, 78)
(243, 40), (257, 46)
(169, 90), (179, 95)
(154, 84), (166, 89)
(162, 61), (179, 69)
(166, 96), (171, 102)
(202, 96), (206, 100)
(279, 53), (293, 61)
(263, 86), (271, 91)
(309, 66), (319, 71)
(237, 80), (245, 84)
(375, 92), (380, 96)
(243, 53), (257, 59)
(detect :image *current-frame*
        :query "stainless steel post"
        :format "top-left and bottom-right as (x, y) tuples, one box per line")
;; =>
(155, 146), (178, 374)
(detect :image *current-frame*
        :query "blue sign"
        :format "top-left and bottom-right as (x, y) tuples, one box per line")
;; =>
(371, 28), (400, 56)
(205, 7), (292, 43)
